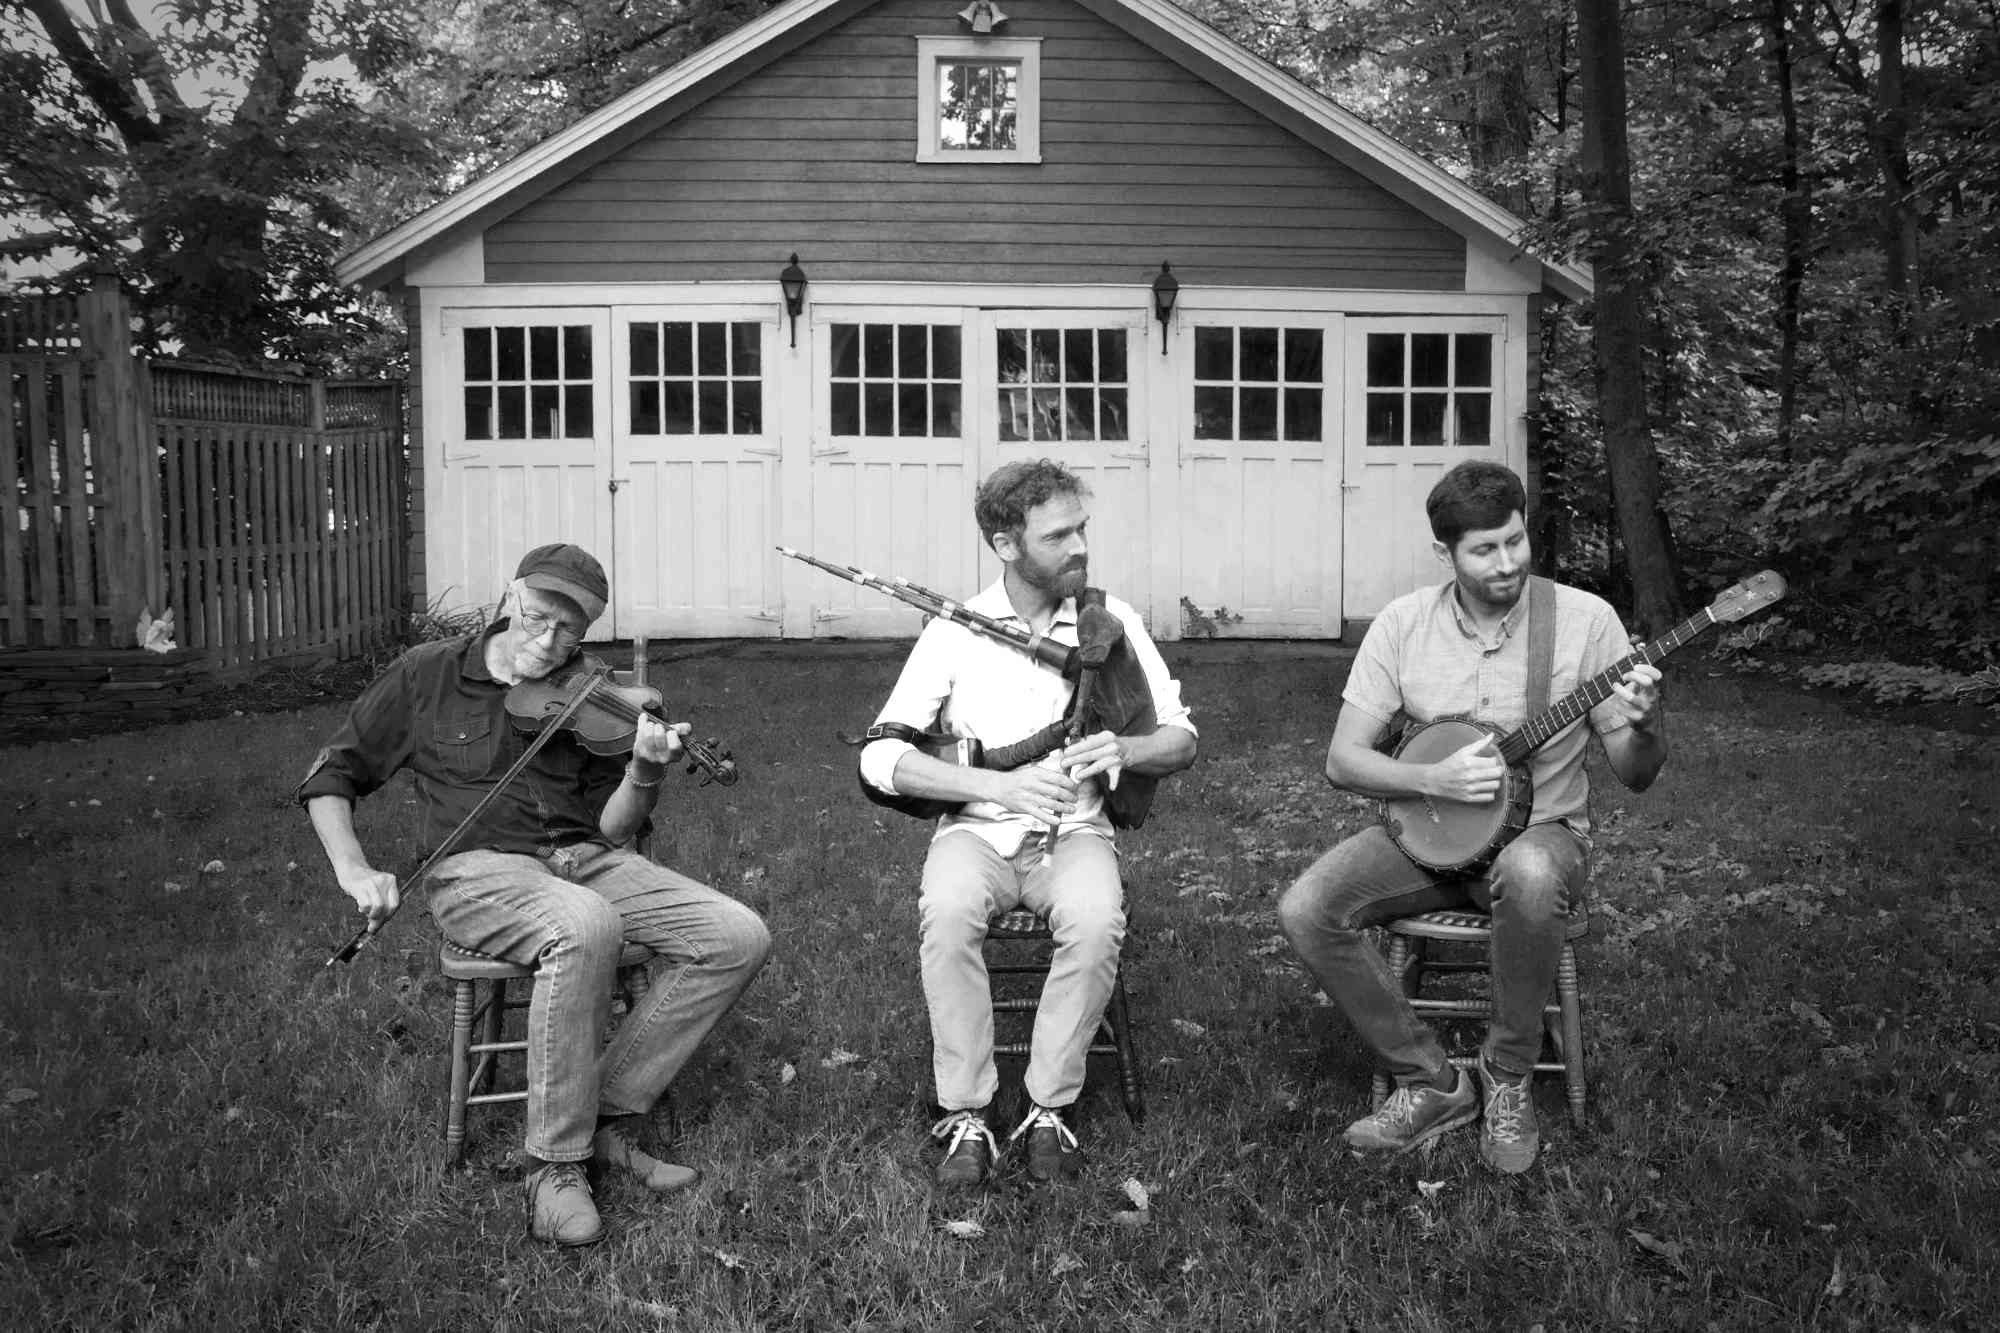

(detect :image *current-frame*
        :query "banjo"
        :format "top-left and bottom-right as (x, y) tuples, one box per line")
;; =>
(1383, 570), (1787, 876)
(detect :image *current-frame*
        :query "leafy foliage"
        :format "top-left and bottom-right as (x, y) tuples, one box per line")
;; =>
(1, 0), (435, 366)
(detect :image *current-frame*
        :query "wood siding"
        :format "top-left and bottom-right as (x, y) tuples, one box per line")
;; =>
(484, 0), (1463, 290)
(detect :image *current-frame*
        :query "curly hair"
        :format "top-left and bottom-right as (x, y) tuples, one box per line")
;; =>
(973, 459), (1092, 548)
(1425, 461), (1527, 549)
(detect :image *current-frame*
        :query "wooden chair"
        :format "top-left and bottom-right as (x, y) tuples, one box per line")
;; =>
(1369, 907), (1590, 1125)
(985, 904), (1145, 1123)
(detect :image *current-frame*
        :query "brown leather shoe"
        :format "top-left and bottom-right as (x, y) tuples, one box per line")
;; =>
(930, 1109), (997, 1188)
(525, 1161), (603, 1247)
(1009, 1104), (1081, 1182)
(593, 1117), (701, 1193)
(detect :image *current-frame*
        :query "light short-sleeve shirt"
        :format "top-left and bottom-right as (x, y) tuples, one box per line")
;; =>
(860, 581), (1196, 856)
(1342, 579), (1633, 830)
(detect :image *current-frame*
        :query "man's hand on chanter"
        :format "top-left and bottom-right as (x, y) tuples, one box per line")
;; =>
(1058, 729), (1126, 789)
(986, 764), (1079, 825)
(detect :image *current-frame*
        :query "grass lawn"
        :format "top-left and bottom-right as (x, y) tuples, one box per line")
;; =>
(3, 645), (1995, 1330)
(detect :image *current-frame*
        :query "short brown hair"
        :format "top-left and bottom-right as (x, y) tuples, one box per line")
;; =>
(973, 459), (1091, 549)
(1425, 461), (1526, 549)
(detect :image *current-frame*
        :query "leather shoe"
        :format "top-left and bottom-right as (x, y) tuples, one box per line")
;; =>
(525, 1160), (603, 1247)
(1009, 1103), (1081, 1182)
(593, 1116), (701, 1193)
(930, 1109), (997, 1187)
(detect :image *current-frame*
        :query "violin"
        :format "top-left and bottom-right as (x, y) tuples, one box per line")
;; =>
(504, 666), (739, 786)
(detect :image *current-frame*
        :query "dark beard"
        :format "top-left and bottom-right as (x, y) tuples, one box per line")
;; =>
(1021, 556), (1088, 598)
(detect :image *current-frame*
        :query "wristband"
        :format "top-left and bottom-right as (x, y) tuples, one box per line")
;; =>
(625, 761), (665, 790)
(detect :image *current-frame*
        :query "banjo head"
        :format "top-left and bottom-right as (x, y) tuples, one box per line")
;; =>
(1385, 717), (1521, 874)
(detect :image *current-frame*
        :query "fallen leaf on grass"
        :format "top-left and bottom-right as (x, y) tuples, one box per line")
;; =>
(4, 1088), (38, 1105)
(201, 859), (225, 874)
(780, 1062), (796, 1085)
(1120, 1178), (1152, 1210)
(938, 1218), (985, 1240)
(1170, 1019), (1206, 1039)
(1628, 1228), (1688, 1272)
(1050, 1253), (1084, 1277)
(1110, 1209), (1149, 1229)
(710, 1248), (748, 1271)
(611, 1294), (678, 1320)
(819, 1049), (861, 1068)
(162, 881), (185, 894)
(1825, 1252), (1846, 1298)
(1416, 1179), (1447, 1200)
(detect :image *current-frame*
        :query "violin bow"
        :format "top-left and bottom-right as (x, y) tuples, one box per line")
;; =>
(323, 668), (608, 968)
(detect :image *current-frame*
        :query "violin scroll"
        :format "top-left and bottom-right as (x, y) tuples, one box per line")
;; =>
(681, 735), (739, 786)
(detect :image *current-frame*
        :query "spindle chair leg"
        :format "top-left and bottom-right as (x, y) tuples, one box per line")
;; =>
(444, 978), (477, 1165)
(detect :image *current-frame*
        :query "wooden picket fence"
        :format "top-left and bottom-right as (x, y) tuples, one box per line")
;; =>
(2, 278), (407, 668)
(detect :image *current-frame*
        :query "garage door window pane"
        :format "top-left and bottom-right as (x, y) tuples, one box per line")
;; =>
(829, 322), (964, 439)
(1364, 330), (1495, 448)
(995, 323), (1129, 443)
(462, 322), (594, 441)
(627, 320), (765, 436)
(1194, 326), (1323, 442)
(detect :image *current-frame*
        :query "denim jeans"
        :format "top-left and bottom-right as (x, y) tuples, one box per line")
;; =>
(428, 844), (770, 1162)
(1277, 822), (1587, 1087)
(918, 829), (1124, 1112)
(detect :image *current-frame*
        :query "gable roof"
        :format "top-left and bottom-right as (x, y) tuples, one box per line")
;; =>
(336, 0), (1591, 300)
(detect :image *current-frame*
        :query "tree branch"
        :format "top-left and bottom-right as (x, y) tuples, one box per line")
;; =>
(16, 0), (160, 146)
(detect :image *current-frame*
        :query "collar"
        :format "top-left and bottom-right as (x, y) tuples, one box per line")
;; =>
(965, 578), (1079, 628)
(1439, 579), (1529, 644)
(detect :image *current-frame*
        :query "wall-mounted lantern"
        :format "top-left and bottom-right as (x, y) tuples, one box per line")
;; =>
(1151, 262), (1179, 356)
(779, 253), (808, 348)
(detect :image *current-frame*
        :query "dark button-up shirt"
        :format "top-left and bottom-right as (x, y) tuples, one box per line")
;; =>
(296, 622), (627, 858)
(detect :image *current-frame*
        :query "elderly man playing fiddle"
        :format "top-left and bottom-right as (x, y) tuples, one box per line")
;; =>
(300, 543), (769, 1247)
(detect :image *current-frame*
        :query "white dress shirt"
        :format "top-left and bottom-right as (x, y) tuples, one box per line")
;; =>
(860, 580), (1196, 856)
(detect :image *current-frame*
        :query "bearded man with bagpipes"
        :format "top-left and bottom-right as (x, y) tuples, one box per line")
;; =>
(789, 459), (1196, 1188)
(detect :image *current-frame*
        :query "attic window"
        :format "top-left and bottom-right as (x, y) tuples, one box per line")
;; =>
(916, 37), (1041, 163)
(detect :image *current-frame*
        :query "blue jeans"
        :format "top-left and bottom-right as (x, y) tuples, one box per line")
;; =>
(918, 829), (1124, 1112)
(1277, 823), (1587, 1087)
(428, 844), (770, 1162)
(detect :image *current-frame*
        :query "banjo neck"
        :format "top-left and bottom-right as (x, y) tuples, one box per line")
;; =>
(1492, 605), (1721, 766)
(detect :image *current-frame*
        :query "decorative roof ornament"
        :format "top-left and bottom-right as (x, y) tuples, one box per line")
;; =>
(957, 1), (1008, 32)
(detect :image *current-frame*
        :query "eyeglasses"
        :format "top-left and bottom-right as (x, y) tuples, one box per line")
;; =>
(516, 606), (584, 647)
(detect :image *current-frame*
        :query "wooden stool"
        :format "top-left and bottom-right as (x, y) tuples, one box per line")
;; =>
(439, 938), (653, 1164)
(1369, 908), (1590, 1125)
(985, 906), (1145, 1123)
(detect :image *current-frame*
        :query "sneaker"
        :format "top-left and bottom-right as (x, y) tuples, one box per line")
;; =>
(1343, 1066), (1478, 1153)
(525, 1161), (604, 1248)
(593, 1116), (701, 1193)
(931, 1109), (998, 1188)
(1478, 1055), (1540, 1174)
(1007, 1103), (1081, 1182)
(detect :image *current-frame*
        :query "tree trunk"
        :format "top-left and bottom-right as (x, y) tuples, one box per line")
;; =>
(1767, 0), (1808, 459)
(1873, 0), (1918, 328)
(1575, 0), (1680, 632)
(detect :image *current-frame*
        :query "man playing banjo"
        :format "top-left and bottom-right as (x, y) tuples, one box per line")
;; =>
(1278, 461), (1665, 1173)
